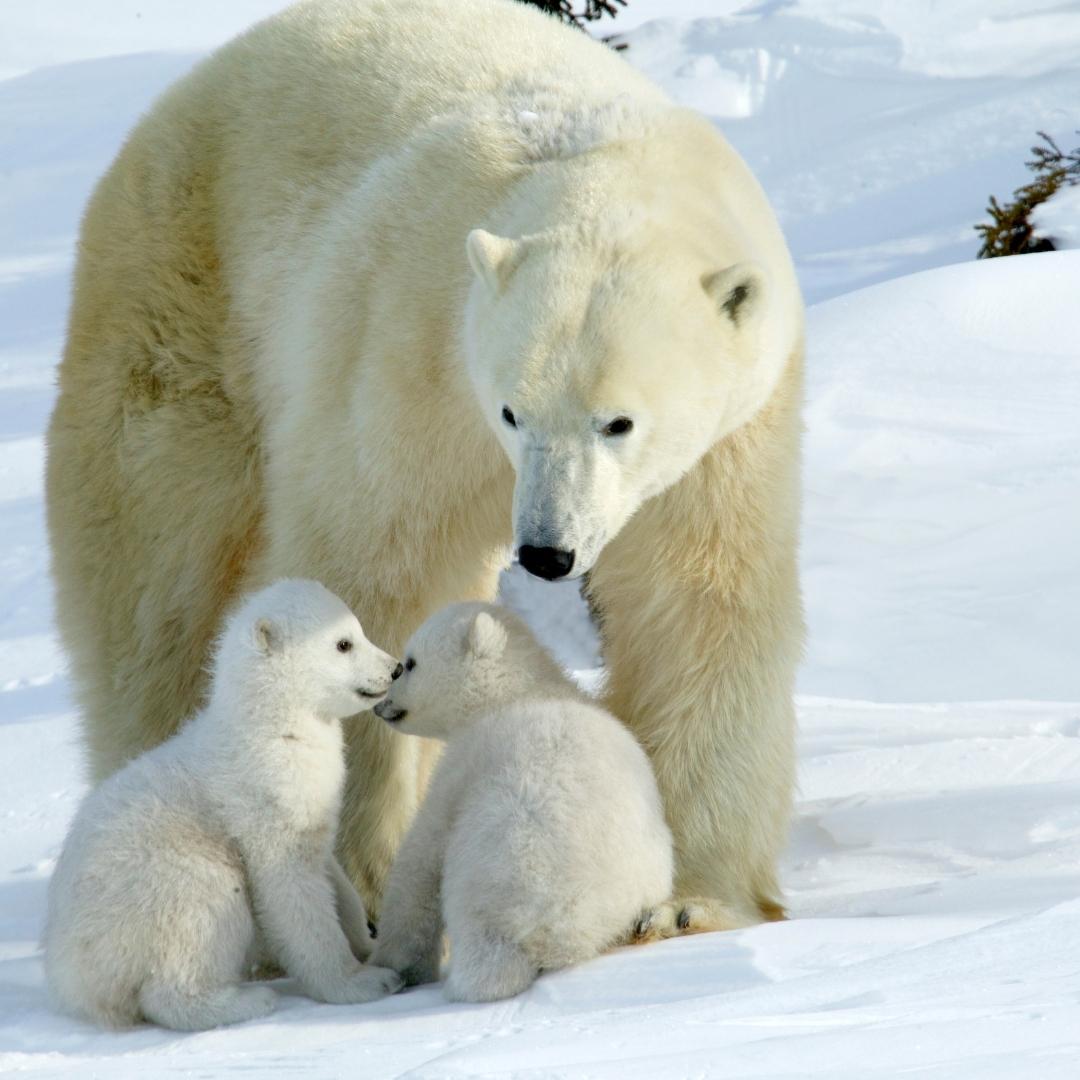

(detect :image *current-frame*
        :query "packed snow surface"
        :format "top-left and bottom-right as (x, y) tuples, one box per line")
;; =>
(1, 1), (1078, 1076)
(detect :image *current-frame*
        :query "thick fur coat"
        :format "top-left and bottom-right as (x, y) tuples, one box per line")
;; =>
(43, 580), (402, 1030)
(47, 0), (804, 928)
(372, 603), (675, 1001)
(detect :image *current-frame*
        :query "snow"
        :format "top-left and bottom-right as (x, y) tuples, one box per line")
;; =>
(2, 1), (1079, 1075)
(803, 253), (1080, 701)
(5, 697), (1080, 1076)
(1032, 182), (1080, 250)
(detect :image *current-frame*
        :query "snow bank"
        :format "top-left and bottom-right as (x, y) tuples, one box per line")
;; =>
(0, 1), (289, 80)
(1032, 183), (1080, 251)
(802, 251), (1080, 701)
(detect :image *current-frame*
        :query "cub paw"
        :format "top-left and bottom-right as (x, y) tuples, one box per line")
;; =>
(317, 964), (404, 1005)
(238, 984), (279, 1020)
(399, 959), (440, 987)
(372, 942), (441, 986)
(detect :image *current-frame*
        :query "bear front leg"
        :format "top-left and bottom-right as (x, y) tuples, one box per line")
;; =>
(245, 852), (402, 1004)
(336, 719), (426, 921)
(588, 372), (803, 930)
(372, 777), (457, 986)
(329, 856), (375, 961)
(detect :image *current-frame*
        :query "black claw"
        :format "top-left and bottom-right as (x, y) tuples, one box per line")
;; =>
(634, 911), (653, 937)
(367, 919), (378, 940)
(677, 907), (692, 931)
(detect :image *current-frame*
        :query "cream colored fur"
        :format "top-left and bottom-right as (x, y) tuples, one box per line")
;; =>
(46, 0), (804, 928)
(372, 603), (675, 1001)
(43, 580), (403, 1030)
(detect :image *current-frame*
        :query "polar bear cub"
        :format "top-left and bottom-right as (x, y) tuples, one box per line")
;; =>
(44, 579), (404, 1030)
(371, 603), (674, 1001)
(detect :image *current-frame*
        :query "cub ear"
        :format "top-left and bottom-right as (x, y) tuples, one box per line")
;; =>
(701, 262), (767, 329)
(468, 611), (508, 660)
(253, 617), (282, 655)
(466, 229), (524, 295)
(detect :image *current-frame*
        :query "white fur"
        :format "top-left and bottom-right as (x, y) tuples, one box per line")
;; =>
(464, 167), (796, 575)
(372, 603), (674, 1002)
(43, 580), (403, 1030)
(48, 0), (804, 931)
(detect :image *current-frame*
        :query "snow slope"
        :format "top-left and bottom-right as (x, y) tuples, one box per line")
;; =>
(1, 1), (1079, 1076)
(803, 253), (1080, 701)
(1033, 182), (1080, 250)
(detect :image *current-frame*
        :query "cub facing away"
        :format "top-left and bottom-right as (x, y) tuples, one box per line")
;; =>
(372, 602), (674, 1002)
(44, 579), (403, 1030)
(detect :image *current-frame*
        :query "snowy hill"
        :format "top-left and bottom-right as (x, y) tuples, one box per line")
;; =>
(803, 253), (1080, 701)
(1, 1), (1079, 1076)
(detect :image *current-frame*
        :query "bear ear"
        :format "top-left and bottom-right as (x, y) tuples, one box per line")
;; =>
(466, 229), (523, 295)
(468, 611), (508, 660)
(253, 617), (282, 655)
(701, 262), (767, 330)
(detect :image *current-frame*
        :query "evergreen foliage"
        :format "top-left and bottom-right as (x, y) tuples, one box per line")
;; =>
(516, 0), (627, 33)
(976, 132), (1080, 258)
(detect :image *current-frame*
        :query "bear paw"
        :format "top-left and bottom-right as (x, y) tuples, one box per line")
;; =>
(315, 964), (404, 1005)
(631, 897), (748, 943)
(371, 940), (442, 986)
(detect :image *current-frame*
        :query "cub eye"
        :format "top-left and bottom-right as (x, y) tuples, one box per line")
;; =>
(336, 639), (353, 653)
(404, 657), (416, 672)
(501, 406), (517, 428)
(602, 416), (633, 437)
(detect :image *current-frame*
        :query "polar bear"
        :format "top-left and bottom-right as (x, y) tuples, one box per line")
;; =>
(43, 580), (404, 1030)
(46, 0), (804, 930)
(370, 603), (677, 1001)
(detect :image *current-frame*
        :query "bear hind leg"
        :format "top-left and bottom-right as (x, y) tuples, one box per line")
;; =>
(138, 980), (276, 1031)
(137, 860), (272, 1030)
(136, 902), (275, 1030)
(444, 922), (536, 1003)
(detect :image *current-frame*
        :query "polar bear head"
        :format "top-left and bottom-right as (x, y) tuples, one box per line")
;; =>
(213, 579), (402, 722)
(372, 602), (571, 739)
(461, 173), (795, 582)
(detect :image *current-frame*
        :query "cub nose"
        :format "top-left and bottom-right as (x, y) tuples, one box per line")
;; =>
(391, 662), (403, 680)
(518, 545), (575, 581)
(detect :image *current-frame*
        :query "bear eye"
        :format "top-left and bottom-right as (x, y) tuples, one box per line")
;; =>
(602, 416), (633, 437)
(404, 657), (416, 671)
(501, 406), (517, 428)
(336, 639), (353, 653)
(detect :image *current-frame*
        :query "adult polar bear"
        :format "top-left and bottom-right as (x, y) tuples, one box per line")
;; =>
(47, 0), (803, 929)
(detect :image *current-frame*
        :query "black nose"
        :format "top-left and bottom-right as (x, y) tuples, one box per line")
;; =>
(518, 545), (575, 581)
(391, 662), (403, 680)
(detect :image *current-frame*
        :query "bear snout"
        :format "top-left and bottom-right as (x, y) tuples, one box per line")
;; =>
(355, 684), (389, 701)
(518, 545), (575, 581)
(373, 700), (407, 724)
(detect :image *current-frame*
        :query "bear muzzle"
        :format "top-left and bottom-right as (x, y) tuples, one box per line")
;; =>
(355, 684), (390, 702)
(373, 700), (407, 724)
(518, 545), (575, 581)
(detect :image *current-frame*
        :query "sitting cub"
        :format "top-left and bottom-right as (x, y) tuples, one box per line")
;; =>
(44, 579), (404, 1030)
(372, 603), (674, 1001)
